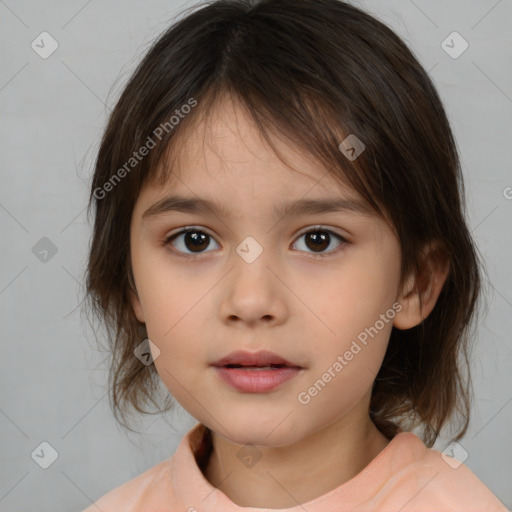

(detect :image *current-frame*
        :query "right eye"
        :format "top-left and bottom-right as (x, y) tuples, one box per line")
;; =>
(164, 228), (220, 258)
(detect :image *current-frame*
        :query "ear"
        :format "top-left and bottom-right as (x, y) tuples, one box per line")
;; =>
(393, 241), (450, 330)
(128, 271), (145, 323)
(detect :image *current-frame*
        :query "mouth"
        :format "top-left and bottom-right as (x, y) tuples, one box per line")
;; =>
(211, 350), (304, 392)
(211, 349), (302, 369)
(223, 364), (292, 370)
(213, 365), (302, 392)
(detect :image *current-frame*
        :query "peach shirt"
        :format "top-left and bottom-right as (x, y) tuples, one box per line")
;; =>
(82, 421), (508, 512)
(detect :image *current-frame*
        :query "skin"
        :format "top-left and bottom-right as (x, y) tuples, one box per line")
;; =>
(129, 96), (448, 508)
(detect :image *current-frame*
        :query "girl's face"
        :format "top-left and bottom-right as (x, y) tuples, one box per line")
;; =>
(129, 97), (403, 447)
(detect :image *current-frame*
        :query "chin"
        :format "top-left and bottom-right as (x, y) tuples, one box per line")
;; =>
(219, 419), (303, 448)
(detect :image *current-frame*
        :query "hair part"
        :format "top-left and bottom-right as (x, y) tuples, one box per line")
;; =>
(85, 0), (486, 446)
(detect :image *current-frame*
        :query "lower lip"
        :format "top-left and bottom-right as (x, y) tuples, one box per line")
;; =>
(213, 366), (302, 393)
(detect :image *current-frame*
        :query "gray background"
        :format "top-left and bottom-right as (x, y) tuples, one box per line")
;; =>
(0, 0), (511, 511)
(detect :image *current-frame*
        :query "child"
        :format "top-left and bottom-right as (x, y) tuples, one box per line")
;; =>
(82, 0), (509, 510)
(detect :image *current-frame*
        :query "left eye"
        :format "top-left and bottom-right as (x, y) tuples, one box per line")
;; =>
(164, 227), (347, 258)
(292, 228), (347, 256)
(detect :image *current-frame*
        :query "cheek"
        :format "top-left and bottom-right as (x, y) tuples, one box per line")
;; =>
(303, 253), (396, 377)
(150, 317), (209, 412)
(140, 274), (208, 368)
(294, 333), (388, 429)
(134, 256), (196, 337)
(316, 271), (395, 338)
(329, 245), (399, 316)
(299, 319), (391, 417)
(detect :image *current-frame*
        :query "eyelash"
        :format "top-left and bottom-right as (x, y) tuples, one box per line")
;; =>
(162, 226), (349, 260)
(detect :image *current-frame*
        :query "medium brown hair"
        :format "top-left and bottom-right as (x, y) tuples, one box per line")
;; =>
(84, 0), (486, 447)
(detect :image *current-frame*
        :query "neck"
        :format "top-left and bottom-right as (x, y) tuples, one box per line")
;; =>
(202, 414), (390, 509)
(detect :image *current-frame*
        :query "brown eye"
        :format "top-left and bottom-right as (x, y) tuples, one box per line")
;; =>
(293, 228), (347, 256)
(304, 231), (330, 252)
(165, 229), (219, 255)
(164, 226), (347, 259)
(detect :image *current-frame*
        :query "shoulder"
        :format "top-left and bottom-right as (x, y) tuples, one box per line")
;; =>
(378, 432), (508, 511)
(79, 422), (208, 512)
(80, 458), (177, 512)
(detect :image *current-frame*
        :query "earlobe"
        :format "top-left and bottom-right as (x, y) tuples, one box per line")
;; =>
(393, 274), (419, 330)
(393, 242), (449, 330)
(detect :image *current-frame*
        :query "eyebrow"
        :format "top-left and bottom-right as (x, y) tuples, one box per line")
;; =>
(142, 194), (373, 221)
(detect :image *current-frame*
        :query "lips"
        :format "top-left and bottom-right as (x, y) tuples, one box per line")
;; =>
(211, 349), (302, 369)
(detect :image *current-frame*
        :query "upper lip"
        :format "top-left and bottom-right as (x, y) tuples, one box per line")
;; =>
(212, 350), (302, 368)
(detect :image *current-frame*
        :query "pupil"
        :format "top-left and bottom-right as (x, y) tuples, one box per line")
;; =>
(306, 231), (329, 252)
(185, 231), (209, 252)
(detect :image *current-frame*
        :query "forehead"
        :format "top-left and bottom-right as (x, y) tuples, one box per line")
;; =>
(140, 96), (367, 213)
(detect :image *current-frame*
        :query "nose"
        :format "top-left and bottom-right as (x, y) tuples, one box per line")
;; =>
(218, 247), (288, 328)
